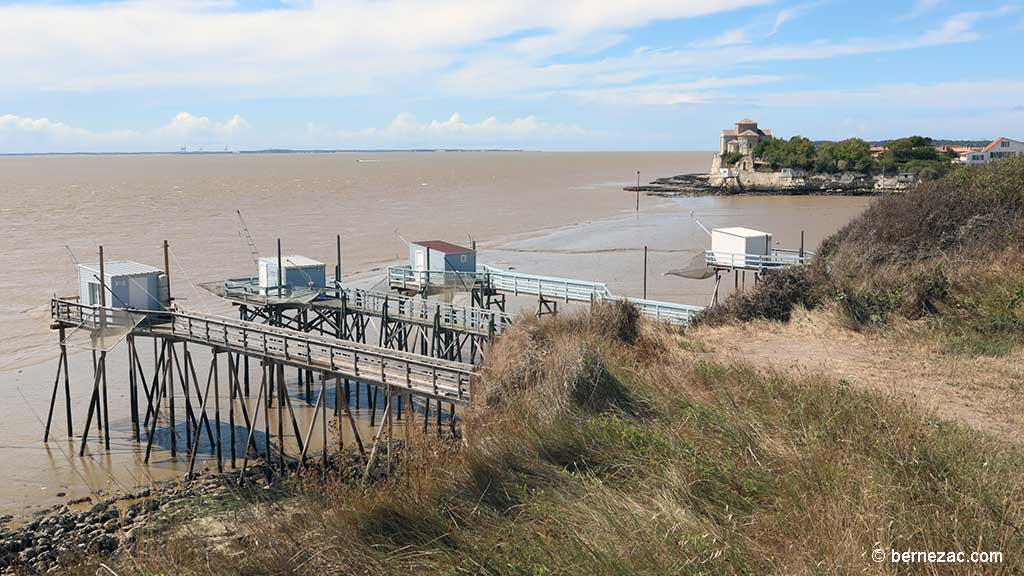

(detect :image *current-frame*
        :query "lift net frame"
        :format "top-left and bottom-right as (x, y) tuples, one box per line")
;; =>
(61, 307), (146, 352)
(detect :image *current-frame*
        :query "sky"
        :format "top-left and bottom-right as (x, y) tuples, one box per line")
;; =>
(0, 0), (1022, 153)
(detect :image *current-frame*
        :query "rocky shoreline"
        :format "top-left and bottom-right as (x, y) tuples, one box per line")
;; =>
(624, 172), (902, 197)
(0, 465), (271, 575)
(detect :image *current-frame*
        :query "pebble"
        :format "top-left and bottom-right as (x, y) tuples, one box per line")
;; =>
(0, 465), (273, 574)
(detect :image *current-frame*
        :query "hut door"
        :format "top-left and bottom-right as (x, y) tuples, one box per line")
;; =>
(415, 250), (426, 272)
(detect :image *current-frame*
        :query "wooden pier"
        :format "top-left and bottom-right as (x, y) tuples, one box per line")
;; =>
(387, 264), (704, 326)
(46, 298), (475, 479)
(204, 281), (513, 363)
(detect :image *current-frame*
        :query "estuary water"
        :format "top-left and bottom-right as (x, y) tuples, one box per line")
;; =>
(0, 151), (871, 518)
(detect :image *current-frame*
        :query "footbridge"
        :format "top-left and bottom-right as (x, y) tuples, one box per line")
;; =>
(46, 298), (475, 479)
(387, 264), (705, 327)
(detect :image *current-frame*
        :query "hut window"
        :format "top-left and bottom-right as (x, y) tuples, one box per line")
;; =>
(460, 255), (467, 263)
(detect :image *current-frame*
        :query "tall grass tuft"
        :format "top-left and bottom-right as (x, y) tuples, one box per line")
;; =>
(67, 304), (1024, 575)
(695, 156), (1024, 354)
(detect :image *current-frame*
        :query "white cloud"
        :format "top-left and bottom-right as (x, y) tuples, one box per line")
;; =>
(0, 112), (248, 153)
(691, 28), (750, 48)
(306, 112), (589, 149)
(769, 2), (822, 35)
(746, 79), (1024, 139)
(441, 10), (993, 99)
(899, 0), (942, 21)
(563, 75), (784, 107)
(0, 0), (768, 96)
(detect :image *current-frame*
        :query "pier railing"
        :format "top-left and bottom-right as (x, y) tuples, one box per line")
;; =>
(333, 287), (513, 335)
(385, 265), (705, 327)
(705, 249), (813, 271)
(386, 267), (482, 291)
(51, 299), (475, 402)
(604, 295), (704, 326)
(480, 265), (612, 303)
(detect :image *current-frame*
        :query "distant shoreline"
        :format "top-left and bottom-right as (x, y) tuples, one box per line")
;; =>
(0, 148), (530, 157)
(624, 172), (901, 197)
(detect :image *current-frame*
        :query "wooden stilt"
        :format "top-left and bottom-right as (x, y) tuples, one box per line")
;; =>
(77, 354), (106, 456)
(43, 350), (66, 443)
(299, 380), (325, 467)
(213, 350), (223, 473)
(386, 385), (394, 475)
(186, 354), (217, 479)
(167, 342), (176, 457)
(281, 375), (306, 455)
(128, 336), (139, 441)
(61, 326), (72, 437)
(100, 351), (110, 450)
(91, 350), (102, 438)
(277, 363), (285, 475)
(263, 362), (271, 469)
(321, 375), (328, 467)
(238, 372), (266, 484)
(228, 352), (237, 468)
(184, 350), (217, 451)
(340, 379), (365, 456)
(361, 399), (391, 484)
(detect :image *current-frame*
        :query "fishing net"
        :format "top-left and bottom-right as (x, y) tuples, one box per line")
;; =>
(61, 308), (145, 352)
(664, 252), (716, 280)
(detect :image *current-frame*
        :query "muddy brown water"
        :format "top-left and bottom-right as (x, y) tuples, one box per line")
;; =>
(0, 152), (871, 519)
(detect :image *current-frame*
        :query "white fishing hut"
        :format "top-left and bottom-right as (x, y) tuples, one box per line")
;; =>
(709, 227), (772, 268)
(78, 261), (169, 311)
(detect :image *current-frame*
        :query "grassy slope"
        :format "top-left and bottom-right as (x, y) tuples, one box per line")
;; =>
(79, 304), (1024, 575)
(698, 155), (1024, 356)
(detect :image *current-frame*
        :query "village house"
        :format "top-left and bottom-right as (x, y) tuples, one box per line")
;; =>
(719, 118), (773, 155)
(957, 137), (1024, 164)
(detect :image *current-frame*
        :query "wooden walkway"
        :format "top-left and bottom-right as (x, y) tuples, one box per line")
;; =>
(387, 265), (704, 326)
(51, 299), (475, 403)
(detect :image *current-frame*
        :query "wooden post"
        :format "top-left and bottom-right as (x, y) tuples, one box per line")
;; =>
(321, 374), (328, 467)
(181, 343), (193, 452)
(238, 371), (267, 484)
(635, 171), (640, 212)
(213, 350), (223, 473)
(163, 240), (171, 306)
(187, 355), (216, 479)
(336, 234), (342, 285)
(276, 238), (283, 298)
(128, 336), (139, 441)
(184, 349), (217, 450)
(92, 350), (101, 438)
(386, 385), (393, 474)
(362, 400), (391, 484)
(299, 380), (325, 467)
(277, 363), (285, 475)
(77, 354), (106, 456)
(167, 342), (176, 457)
(100, 351), (110, 450)
(263, 362), (271, 469)
(43, 348), (65, 443)
(228, 352), (237, 469)
(62, 326), (72, 437)
(643, 245), (648, 300)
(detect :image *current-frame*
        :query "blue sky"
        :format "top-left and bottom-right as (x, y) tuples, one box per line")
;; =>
(0, 0), (1022, 152)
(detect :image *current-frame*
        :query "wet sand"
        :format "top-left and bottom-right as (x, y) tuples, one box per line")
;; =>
(0, 151), (870, 519)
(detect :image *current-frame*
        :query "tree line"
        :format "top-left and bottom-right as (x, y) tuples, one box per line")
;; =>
(746, 135), (957, 179)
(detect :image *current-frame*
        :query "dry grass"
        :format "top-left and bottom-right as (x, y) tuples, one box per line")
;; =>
(62, 302), (1024, 575)
(696, 156), (1024, 356)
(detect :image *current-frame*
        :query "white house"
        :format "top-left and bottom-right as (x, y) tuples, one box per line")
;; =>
(958, 137), (1024, 164)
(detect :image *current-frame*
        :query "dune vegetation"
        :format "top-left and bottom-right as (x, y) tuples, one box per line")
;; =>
(62, 302), (1023, 575)
(697, 155), (1024, 356)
